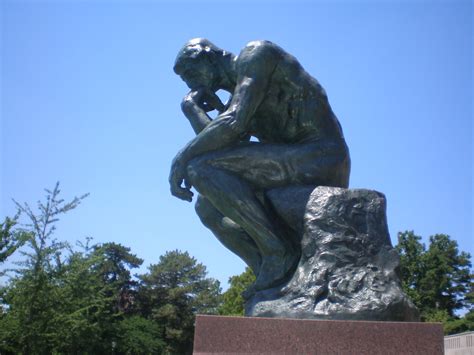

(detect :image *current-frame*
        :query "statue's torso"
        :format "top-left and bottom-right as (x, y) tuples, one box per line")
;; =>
(241, 42), (345, 144)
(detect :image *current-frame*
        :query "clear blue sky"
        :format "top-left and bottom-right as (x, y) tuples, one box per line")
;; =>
(1, 0), (472, 288)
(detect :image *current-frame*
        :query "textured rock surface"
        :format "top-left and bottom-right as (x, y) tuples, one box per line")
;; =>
(245, 186), (420, 321)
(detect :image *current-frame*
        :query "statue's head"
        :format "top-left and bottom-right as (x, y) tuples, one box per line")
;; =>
(174, 38), (227, 90)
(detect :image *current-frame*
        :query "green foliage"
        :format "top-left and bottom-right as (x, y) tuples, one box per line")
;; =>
(0, 183), (136, 354)
(139, 250), (221, 354)
(0, 216), (29, 266)
(396, 231), (473, 334)
(443, 310), (474, 335)
(396, 230), (425, 306)
(52, 248), (119, 353)
(0, 239), (146, 353)
(0, 184), (227, 353)
(116, 315), (165, 354)
(51, 241), (145, 353)
(219, 267), (255, 316)
(90, 242), (143, 313)
(422, 234), (471, 315)
(0, 183), (89, 353)
(12, 182), (88, 275)
(6, 182), (470, 350)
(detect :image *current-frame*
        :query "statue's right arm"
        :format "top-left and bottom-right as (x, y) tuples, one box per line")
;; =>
(181, 92), (212, 135)
(181, 89), (228, 135)
(169, 42), (279, 201)
(176, 42), (279, 164)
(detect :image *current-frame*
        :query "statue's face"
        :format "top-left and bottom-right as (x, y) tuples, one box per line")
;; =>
(179, 57), (218, 90)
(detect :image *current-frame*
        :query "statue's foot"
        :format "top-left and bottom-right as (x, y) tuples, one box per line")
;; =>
(242, 283), (257, 300)
(253, 252), (299, 291)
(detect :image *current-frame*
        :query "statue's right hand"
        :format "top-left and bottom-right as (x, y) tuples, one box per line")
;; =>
(182, 88), (225, 113)
(201, 89), (225, 113)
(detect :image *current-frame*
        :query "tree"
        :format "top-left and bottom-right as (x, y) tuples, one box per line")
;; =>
(1, 184), (225, 353)
(396, 231), (426, 307)
(1, 238), (147, 353)
(396, 231), (473, 333)
(421, 234), (471, 315)
(52, 245), (118, 354)
(219, 267), (255, 316)
(0, 183), (88, 354)
(0, 216), (29, 266)
(43, 241), (144, 354)
(444, 310), (474, 335)
(11, 182), (88, 275)
(138, 250), (221, 354)
(0, 214), (28, 349)
(0, 183), (87, 353)
(116, 315), (165, 354)
(90, 242), (143, 313)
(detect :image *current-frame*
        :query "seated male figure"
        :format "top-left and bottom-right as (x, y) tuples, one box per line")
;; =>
(170, 38), (350, 290)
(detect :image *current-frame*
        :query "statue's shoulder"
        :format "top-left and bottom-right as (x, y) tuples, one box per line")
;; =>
(237, 40), (282, 67)
(241, 40), (282, 55)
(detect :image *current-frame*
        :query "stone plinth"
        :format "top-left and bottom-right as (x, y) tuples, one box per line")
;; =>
(247, 187), (419, 321)
(193, 315), (444, 354)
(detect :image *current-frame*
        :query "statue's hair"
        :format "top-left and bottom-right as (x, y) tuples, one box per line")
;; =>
(173, 38), (227, 75)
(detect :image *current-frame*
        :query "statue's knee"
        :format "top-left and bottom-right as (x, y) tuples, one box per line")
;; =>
(194, 196), (208, 218)
(195, 196), (217, 227)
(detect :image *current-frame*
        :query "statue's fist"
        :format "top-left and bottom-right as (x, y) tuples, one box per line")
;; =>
(169, 154), (194, 202)
(182, 88), (225, 114)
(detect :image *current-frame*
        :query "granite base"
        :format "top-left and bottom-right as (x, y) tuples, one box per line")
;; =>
(193, 315), (443, 354)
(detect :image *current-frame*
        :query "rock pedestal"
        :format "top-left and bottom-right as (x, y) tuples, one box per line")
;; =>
(246, 186), (419, 321)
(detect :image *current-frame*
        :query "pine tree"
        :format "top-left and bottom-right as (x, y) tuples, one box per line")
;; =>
(138, 250), (221, 354)
(396, 231), (472, 333)
(219, 267), (255, 316)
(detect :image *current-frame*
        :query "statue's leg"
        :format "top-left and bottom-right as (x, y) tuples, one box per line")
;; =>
(188, 158), (297, 291)
(195, 195), (262, 275)
(187, 139), (349, 290)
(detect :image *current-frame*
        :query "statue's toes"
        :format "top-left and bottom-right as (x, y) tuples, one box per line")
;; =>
(253, 253), (299, 291)
(242, 283), (257, 300)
